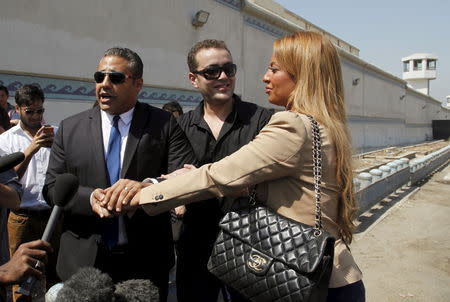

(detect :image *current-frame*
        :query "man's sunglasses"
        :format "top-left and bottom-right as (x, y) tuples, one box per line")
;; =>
(23, 108), (45, 115)
(192, 63), (237, 80)
(94, 71), (134, 84)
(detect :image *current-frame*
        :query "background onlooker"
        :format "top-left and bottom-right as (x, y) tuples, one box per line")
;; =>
(0, 84), (57, 302)
(0, 108), (10, 135)
(162, 101), (183, 118)
(0, 86), (19, 128)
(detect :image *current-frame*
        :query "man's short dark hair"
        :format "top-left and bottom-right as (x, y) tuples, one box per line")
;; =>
(15, 84), (45, 107)
(187, 39), (232, 72)
(0, 85), (8, 96)
(103, 47), (144, 79)
(162, 101), (183, 115)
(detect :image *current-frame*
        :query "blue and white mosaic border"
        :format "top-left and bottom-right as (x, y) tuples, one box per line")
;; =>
(139, 88), (202, 106)
(0, 73), (202, 106)
(214, 0), (289, 38)
(215, 0), (242, 11)
(243, 15), (289, 38)
(0, 73), (95, 101)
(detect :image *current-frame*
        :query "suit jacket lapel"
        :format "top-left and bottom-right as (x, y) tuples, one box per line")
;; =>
(121, 102), (149, 177)
(88, 107), (109, 185)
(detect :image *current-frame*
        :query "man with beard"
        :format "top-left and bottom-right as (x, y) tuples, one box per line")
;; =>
(0, 84), (57, 302)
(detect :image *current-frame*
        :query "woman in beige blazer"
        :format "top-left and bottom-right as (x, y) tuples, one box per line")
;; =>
(100, 31), (364, 301)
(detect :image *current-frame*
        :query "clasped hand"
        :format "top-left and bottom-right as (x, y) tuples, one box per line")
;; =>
(91, 164), (197, 218)
(91, 179), (146, 218)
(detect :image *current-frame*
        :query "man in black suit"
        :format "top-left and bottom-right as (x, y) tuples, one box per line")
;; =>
(43, 47), (195, 301)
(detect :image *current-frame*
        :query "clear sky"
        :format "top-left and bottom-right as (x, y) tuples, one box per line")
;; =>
(274, 0), (449, 103)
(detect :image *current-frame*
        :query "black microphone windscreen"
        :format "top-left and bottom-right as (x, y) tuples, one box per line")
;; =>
(0, 152), (25, 173)
(54, 173), (79, 207)
(114, 279), (160, 301)
(56, 267), (114, 302)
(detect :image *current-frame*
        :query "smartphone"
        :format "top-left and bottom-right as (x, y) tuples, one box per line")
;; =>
(42, 125), (54, 135)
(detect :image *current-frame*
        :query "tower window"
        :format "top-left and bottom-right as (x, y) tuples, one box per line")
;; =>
(413, 60), (422, 71)
(427, 60), (436, 70)
(403, 61), (410, 72)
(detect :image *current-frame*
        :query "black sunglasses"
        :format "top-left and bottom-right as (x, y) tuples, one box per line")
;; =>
(192, 63), (237, 80)
(94, 71), (133, 84)
(23, 108), (45, 115)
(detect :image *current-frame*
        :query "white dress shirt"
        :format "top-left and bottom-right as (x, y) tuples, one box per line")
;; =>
(0, 123), (53, 210)
(100, 107), (134, 245)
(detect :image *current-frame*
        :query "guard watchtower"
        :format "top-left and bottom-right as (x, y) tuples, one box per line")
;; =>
(402, 53), (437, 95)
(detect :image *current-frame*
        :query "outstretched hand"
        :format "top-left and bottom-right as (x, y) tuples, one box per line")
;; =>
(91, 165), (196, 217)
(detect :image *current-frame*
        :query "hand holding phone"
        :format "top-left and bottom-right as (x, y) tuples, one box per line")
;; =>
(42, 125), (54, 135)
(40, 125), (54, 148)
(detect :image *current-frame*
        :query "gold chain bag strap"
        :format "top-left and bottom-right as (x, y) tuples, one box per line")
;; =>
(207, 115), (336, 302)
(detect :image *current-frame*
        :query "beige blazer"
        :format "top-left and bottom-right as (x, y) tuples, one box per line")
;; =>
(141, 111), (362, 288)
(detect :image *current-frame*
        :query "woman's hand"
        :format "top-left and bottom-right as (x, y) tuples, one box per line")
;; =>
(100, 179), (151, 213)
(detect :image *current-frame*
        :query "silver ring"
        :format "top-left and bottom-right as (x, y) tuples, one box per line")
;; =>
(124, 187), (129, 191)
(35, 260), (41, 269)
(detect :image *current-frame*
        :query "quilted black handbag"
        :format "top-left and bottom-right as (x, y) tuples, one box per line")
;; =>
(207, 116), (336, 302)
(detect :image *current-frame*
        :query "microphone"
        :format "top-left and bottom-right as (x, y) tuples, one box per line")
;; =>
(115, 279), (160, 301)
(0, 152), (24, 173)
(17, 173), (79, 296)
(53, 267), (159, 302)
(55, 267), (115, 302)
(42, 173), (79, 241)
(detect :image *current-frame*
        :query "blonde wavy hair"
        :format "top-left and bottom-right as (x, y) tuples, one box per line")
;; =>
(273, 31), (357, 244)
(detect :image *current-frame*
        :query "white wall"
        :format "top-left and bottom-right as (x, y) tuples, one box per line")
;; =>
(341, 54), (448, 152)
(1, 0), (448, 153)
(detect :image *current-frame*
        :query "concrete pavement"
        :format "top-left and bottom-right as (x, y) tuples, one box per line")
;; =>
(352, 162), (450, 302)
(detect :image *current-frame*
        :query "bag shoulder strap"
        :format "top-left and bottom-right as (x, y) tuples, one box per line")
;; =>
(247, 114), (324, 235)
(306, 115), (324, 235)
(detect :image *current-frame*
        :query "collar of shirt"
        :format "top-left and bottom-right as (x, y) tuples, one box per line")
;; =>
(16, 122), (43, 141)
(9, 123), (27, 136)
(102, 107), (134, 127)
(101, 107), (135, 166)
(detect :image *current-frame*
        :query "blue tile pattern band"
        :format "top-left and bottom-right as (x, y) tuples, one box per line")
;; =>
(0, 72), (202, 106)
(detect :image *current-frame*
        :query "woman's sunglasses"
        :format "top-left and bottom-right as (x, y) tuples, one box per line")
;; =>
(94, 71), (134, 84)
(192, 63), (237, 80)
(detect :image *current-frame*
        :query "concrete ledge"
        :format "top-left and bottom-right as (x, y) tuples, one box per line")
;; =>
(355, 144), (450, 213)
